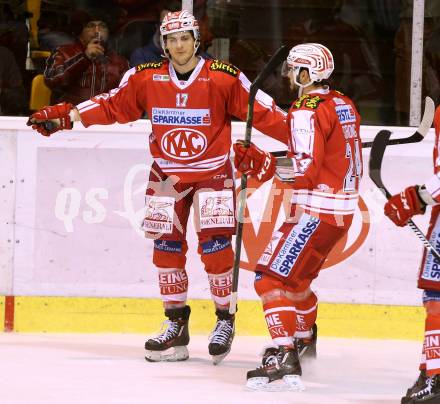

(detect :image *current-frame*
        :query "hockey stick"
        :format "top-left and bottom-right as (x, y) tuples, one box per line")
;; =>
(369, 129), (440, 261)
(229, 45), (290, 315)
(271, 96), (435, 157)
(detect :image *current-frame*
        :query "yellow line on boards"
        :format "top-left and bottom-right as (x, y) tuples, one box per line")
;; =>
(2, 296), (425, 340)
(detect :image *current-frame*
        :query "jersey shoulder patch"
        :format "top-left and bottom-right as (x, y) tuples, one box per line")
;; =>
(291, 94), (325, 110)
(136, 61), (164, 72)
(209, 59), (239, 77)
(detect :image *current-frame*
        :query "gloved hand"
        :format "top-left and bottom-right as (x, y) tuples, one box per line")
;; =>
(27, 103), (74, 136)
(233, 140), (276, 182)
(384, 185), (426, 226)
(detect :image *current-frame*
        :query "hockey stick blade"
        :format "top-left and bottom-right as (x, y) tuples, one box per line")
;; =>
(230, 45), (289, 315)
(271, 96), (435, 157)
(363, 96), (434, 148)
(369, 129), (440, 261)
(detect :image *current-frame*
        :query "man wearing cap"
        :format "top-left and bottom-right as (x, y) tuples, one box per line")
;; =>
(44, 11), (129, 105)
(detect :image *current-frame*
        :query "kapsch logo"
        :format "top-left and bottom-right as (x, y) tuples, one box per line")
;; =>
(161, 127), (207, 160)
(238, 176), (370, 271)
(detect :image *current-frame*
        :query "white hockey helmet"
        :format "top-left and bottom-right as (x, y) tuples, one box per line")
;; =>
(160, 10), (200, 57)
(282, 43), (334, 90)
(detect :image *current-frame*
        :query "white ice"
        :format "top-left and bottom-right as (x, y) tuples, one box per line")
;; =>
(0, 333), (421, 404)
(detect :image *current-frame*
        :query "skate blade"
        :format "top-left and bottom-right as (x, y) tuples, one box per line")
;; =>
(246, 375), (305, 392)
(145, 346), (189, 362)
(212, 348), (231, 365)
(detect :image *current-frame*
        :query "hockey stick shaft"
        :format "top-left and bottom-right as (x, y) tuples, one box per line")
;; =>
(271, 96), (435, 157)
(230, 45), (290, 315)
(369, 129), (440, 262)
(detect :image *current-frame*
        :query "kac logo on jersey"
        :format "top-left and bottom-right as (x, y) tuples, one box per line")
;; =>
(152, 108), (211, 126)
(335, 105), (356, 124)
(161, 128), (208, 160)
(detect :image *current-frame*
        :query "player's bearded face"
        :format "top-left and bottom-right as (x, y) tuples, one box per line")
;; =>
(166, 32), (197, 67)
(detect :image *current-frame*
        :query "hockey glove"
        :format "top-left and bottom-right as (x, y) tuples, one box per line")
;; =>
(233, 140), (276, 182)
(384, 185), (426, 227)
(27, 102), (74, 136)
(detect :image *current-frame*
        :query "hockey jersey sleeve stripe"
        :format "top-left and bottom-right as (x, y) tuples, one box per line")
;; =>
(77, 80), (129, 113)
(291, 190), (358, 214)
(424, 173), (440, 200)
(238, 72), (275, 111)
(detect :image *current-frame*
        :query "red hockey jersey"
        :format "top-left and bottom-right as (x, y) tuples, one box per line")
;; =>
(77, 57), (287, 182)
(286, 88), (362, 228)
(424, 106), (440, 201)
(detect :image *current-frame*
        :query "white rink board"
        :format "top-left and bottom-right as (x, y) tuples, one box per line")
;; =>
(0, 117), (434, 305)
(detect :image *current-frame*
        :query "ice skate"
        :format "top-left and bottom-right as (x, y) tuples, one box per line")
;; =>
(246, 346), (305, 392)
(261, 345), (279, 366)
(405, 374), (440, 403)
(145, 305), (190, 362)
(296, 323), (317, 359)
(208, 309), (235, 365)
(401, 370), (428, 404)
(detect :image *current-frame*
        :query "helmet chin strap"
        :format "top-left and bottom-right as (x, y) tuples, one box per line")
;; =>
(293, 69), (314, 97)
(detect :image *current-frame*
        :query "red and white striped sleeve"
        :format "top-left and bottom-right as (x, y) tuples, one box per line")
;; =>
(423, 106), (440, 203)
(76, 67), (146, 127)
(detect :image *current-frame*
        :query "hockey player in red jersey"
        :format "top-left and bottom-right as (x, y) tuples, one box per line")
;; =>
(233, 43), (362, 390)
(27, 10), (287, 365)
(384, 106), (440, 403)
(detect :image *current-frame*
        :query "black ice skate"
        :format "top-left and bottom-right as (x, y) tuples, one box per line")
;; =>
(261, 346), (280, 366)
(144, 305), (190, 362)
(246, 346), (304, 391)
(208, 309), (235, 365)
(296, 323), (318, 359)
(405, 374), (440, 404)
(401, 370), (428, 404)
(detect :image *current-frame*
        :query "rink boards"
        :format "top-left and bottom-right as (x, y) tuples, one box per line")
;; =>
(0, 117), (434, 336)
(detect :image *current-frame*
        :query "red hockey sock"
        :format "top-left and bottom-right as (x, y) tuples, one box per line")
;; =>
(294, 291), (318, 338)
(157, 267), (188, 306)
(208, 269), (232, 310)
(424, 313), (440, 376)
(262, 298), (296, 347)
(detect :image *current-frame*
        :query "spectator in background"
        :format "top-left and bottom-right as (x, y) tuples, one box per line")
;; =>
(129, 1), (180, 66)
(37, 11), (75, 52)
(44, 9), (129, 105)
(0, 46), (26, 115)
(0, 2), (29, 78)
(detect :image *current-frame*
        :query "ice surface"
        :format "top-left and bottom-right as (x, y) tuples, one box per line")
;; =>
(0, 333), (421, 404)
